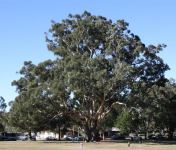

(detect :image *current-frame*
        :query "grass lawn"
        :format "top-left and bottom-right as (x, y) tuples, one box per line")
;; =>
(0, 141), (176, 150)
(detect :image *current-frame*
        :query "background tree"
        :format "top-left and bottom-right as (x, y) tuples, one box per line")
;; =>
(151, 79), (176, 139)
(0, 96), (6, 112)
(10, 61), (70, 138)
(118, 79), (176, 140)
(0, 96), (6, 132)
(99, 106), (122, 138)
(115, 109), (133, 135)
(125, 84), (160, 138)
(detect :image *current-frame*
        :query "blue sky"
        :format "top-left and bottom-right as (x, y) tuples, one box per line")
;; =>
(0, 0), (176, 106)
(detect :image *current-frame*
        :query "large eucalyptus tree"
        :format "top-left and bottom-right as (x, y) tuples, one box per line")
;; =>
(45, 11), (169, 140)
(10, 11), (169, 141)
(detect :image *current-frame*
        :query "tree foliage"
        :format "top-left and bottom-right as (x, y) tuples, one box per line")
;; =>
(151, 79), (176, 139)
(10, 61), (70, 134)
(0, 96), (6, 113)
(117, 79), (176, 139)
(115, 110), (133, 134)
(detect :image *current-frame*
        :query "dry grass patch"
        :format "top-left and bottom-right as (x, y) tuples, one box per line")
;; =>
(0, 141), (176, 150)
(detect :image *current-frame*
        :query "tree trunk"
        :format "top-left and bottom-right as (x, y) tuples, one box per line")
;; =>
(58, 125), (61, 141)
(145, 132), (148, 140)
(168, 128), (174, 140)
(84, 125), (92, 142)
(93, 129), (100, 141)
(28, 131), (32, 140)
(84, 121), (100, 142)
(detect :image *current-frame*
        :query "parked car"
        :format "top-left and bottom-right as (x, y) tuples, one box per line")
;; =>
(18, 135), (28, 141)
(3, 136), (17, 141)
(91, 135), (102, 142)
(148, 134), (165, 140)
(74, 136), (85, 141)
(0, 135), (4, 141)
(63, 135), (85, 141)
(132, 136), (142, 142)
(111, 134), (125, 140)
(63, 135), (74, 141)
(16, 134), (28, 141)
(125, 133), (143, 143)
(125, 136), (133, 141)
(46, 136), (57, 141)
(29, 135), (36, 141)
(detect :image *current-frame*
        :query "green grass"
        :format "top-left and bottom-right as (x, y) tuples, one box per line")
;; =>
(0, 141), (176, 150)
